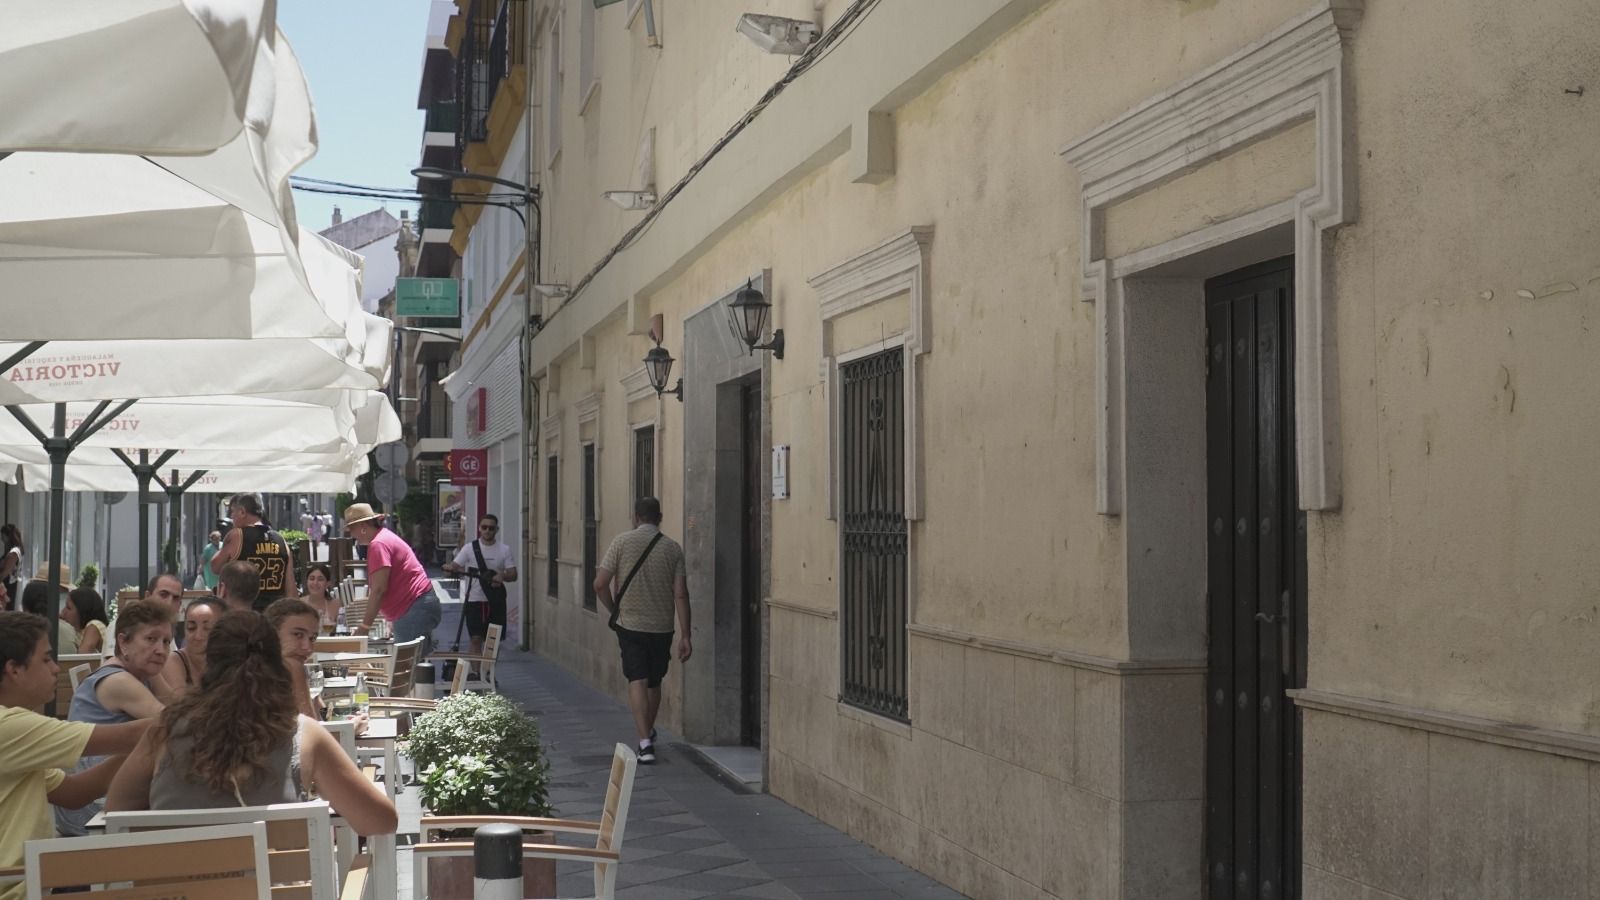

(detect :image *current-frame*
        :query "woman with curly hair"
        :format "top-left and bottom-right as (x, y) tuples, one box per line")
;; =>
(104, 612), (395, 836)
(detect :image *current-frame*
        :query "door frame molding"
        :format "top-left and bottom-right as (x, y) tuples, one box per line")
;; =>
(1061, 0), (1363, 514)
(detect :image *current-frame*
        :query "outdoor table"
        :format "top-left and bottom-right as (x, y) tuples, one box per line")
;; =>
(326, 762), (396, 900)
(313, 650), (391, 665)
(354, 715), (401, 804)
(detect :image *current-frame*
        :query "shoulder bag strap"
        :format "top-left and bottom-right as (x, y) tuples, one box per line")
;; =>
(609, 532), (664, 632)
(471, 539), (498, 597)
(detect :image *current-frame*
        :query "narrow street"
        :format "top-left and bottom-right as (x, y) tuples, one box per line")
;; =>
(400, 603), (966, 899)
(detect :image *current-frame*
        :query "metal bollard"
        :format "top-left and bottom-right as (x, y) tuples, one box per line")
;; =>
(413, 662), (436, 700)
(473, 823), (522, 900)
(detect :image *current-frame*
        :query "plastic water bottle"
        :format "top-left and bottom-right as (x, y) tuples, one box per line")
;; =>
(353, 674), (370, 717)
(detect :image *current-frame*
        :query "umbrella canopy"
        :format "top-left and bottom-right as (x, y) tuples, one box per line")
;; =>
(0, 391), (401, 455)
(0, 309), (392, 405)
(16, 458), (368, 494)
(0, 28), (351, 341)
(0, 0), (275, 155)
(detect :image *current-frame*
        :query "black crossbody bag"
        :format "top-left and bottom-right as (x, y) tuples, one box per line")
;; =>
(608, 532), (663, 633)
(470, 540), (508, 603)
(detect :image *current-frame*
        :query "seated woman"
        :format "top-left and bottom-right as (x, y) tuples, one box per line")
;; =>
(265, 598), (323, 721)
(301, 564), (342, 633)
(105, 612), (396, 836)
(64, 587), (111, 656)
(54, 598), (173, 836)
(161, 598), (219, 697)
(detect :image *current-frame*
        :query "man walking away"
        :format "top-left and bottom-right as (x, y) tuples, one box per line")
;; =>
(210, 492), (296, 610)
(594, 497), (690, 764)
(344, 504), (442, 657)
(214, 562), (261, 615)
(443, 513), (518, 660)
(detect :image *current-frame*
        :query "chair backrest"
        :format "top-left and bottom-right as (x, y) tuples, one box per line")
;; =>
(67, 664), (91, 691)
(53, 655), (106, 716)
(315, 636), (368, 654)
(103, 801), (336, 900)
(447, 655), (470, 695)
(26, 820), (272, 899)
(385, 636), (424, 697)
(475, 623), (503, 690)
(322, 720), (359, 763)
(590, 743), (639, 897)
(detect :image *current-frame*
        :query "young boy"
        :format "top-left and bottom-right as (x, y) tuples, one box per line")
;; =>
(0, 611), (150, 897)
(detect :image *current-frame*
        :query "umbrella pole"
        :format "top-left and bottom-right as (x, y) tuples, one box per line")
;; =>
(45, 405), (68, 657)
(137, 450), (151, 591)
(111, 448), (176, 592)
(159, 470), (209, 580)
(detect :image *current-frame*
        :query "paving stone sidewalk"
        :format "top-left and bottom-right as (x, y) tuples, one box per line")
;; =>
(492, 647), (968, 900)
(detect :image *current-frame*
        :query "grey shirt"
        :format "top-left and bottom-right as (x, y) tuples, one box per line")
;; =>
(600, 524), (686, 633)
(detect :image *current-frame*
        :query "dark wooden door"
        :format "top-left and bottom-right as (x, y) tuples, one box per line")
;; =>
(1205, 257), (1307, 900)
(739, 381), (763, 746)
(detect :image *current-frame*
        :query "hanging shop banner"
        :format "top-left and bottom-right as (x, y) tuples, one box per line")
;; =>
(446, 448), (488, 487)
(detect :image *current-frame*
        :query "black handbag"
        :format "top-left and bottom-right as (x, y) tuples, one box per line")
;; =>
(608, 532), (663, 632)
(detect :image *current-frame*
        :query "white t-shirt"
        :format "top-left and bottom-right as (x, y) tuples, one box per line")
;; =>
(450, 539), (515, 603)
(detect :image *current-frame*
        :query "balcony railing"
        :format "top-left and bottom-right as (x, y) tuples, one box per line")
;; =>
(457, 0), (526, 155)
(419, 199), (457, 232)
(425, 99), (459, 135)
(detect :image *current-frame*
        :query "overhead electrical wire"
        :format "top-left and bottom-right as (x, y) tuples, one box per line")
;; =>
(554, 0), (884, 320)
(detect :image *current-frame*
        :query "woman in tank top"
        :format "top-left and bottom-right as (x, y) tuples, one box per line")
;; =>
(160, 598), (219, 696)
(54, 598), (174, 835)
(105, 612), (396, 836)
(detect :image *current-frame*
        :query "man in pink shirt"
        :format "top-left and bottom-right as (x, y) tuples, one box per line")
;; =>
(342, 503), (442, 657)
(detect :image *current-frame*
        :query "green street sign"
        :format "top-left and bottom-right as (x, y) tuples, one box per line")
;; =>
(396, 278), (460, 317)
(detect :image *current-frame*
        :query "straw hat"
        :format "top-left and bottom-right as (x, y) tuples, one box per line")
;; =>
(30, 563), (72, 591)
(341, 503), (386, 530)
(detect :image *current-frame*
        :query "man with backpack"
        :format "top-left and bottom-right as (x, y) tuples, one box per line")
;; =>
(593, 497), (690, 764)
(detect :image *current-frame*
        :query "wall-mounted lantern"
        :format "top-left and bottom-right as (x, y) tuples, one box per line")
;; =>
(644, 342), (683, 402)
(725, 279), (784, 359)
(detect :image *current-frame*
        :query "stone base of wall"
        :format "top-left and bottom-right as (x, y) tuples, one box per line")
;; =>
(768, 613), (1206, 899)
(1300, 698), (1600, 899)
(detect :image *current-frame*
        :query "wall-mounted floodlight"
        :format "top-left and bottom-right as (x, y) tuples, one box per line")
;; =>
(736, 14), (818, 55)
(603, 190), (657, 211)
(533, 284), (570, 300)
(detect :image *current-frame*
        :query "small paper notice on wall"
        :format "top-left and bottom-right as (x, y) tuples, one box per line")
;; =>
(772, 444), (790, 500)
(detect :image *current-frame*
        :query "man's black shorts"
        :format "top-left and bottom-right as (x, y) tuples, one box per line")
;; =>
(464, 594), (507, 639)
(616, 627), (673, 687)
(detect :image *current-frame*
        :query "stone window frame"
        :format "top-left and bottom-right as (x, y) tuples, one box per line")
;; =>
(575, 391), (603, 523)
(1060, 0), (1361, 514)
(806, 225), (934, 523)
(619, 366), (661, 506)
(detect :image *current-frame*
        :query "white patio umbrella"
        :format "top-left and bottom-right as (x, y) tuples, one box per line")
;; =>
(0, 390), (399, 587)
(0, 0), (277, 155)
(0, 25), (347, 341)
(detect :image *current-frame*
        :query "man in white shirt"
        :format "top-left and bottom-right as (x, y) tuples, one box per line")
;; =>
(442, 514), (517, 658)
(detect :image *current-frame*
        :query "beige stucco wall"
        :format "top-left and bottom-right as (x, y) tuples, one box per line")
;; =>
(505, 0), (1600, 896)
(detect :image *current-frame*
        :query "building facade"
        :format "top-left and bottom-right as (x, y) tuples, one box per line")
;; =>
(428, 0), (1600, 896)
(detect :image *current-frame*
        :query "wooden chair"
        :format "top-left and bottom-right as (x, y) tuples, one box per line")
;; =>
(104, 801), (343, 900)
(412, 743), (638, 900)
(52, 654), (105, 717)
(24, 820), (272, 899)
(67, 663), (91, 691)
(425, 623), (503, 693)
(362, 636), (422, 699)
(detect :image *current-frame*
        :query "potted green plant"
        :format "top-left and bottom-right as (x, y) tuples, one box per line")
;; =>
(75, 562), (100, 591)
(403, 692), (556, 895)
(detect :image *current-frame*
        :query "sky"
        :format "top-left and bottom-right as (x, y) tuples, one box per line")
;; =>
(277, 0), (435, 233)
